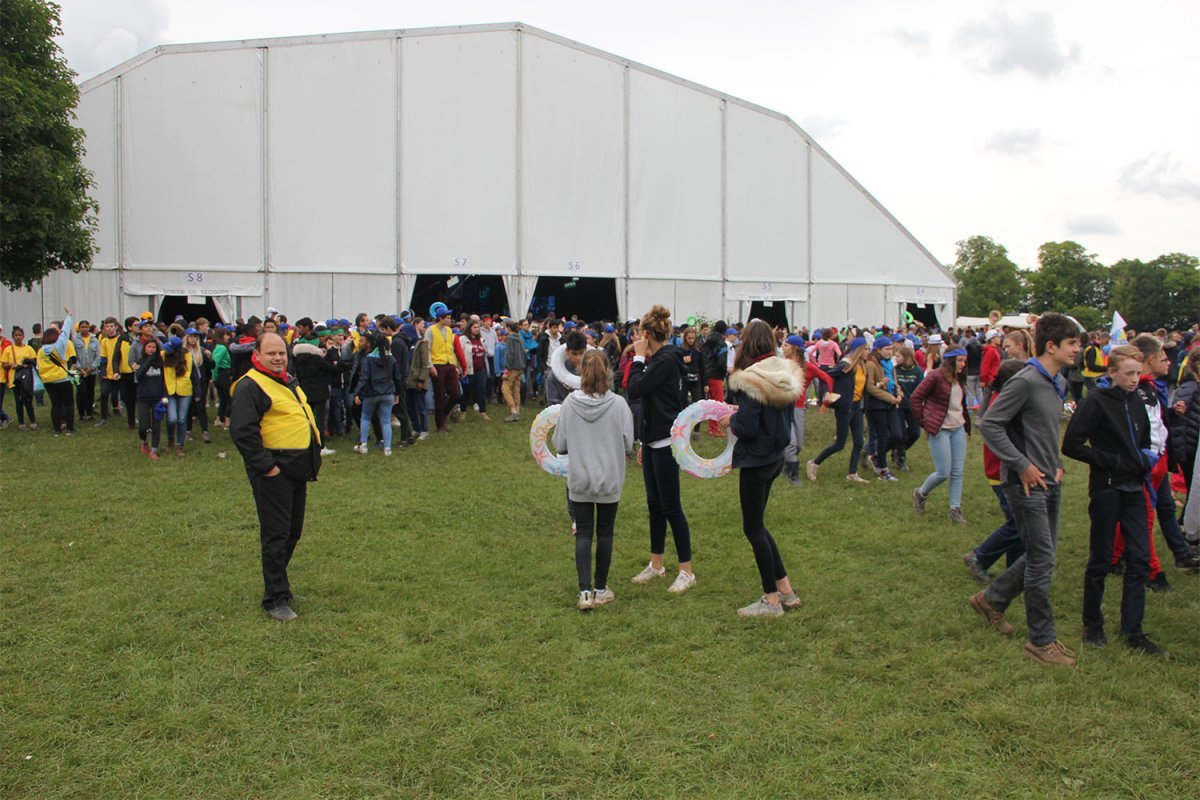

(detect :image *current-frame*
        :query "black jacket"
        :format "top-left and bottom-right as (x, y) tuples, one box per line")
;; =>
(229, 369), (322, 482)
(729, 391), (792, 469)
(292, 343), (334, 403)
(699, 331), (727, 381)
(354, 352), (403, 398)
(825, 359), (859, 412)
(1062, 385), (1151, 490)
(626, 344), (687, 443)
(1169, 378), (1199, 476)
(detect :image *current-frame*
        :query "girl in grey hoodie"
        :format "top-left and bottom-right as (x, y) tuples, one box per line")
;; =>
(553, 350), (635, 611)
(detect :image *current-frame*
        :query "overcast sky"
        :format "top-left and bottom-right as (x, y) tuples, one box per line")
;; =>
(56, 0), (1200, 271)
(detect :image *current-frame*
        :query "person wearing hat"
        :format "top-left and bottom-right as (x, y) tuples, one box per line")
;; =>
(425, 302), (466, 433)
(230, 331), (323, 621)
(920, 333), (943, 371)
(182, 327), (214, 444)
(781, 334), (833, 484)
(134, 336), (166, 459)
(807, 336), (872, 483)
(36, 307), (77, 435)
(979, 329), (1005, 405)
(910, 345), (972, 525)
(160, 335), (194, 456)
(863, 335), (904, 481)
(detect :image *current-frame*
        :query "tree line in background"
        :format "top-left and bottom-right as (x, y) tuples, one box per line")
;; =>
(953, 235), (1199, 332)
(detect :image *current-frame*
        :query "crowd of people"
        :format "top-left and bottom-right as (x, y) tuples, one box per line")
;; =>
(2, 304), (1198, 659)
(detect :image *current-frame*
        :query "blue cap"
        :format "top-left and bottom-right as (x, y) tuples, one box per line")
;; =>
(163, 336), (183, 353)
(847, 336), (867, 352)
(367, 323), (378, 332)
(563, 321), (577, 329)
(400, 323), (418, 341)
(811, 331), (822, 340)
(430, 302), (451, 318)
(872, 335), (892, 351)
(584, 329), (597, 338)
(184, 327), (199, 336)
(324, 319), (339, 328)
(452, 327), (461, 334)
(891, 333), (904, 342)
(943, 347), (968, 358)
(338, 319), (351, 327)
(604, 323), (615, 333)
(391, 315), (404, 326)
(785, 334), (806, 348)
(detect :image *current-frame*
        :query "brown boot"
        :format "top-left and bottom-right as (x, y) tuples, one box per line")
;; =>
(969, 591), (1015, 636)
(1024, 640), (1077, 667)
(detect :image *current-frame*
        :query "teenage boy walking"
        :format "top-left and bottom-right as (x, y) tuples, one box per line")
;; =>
(970, 313), (1081, 667)
(1062, 346), (1169, 658)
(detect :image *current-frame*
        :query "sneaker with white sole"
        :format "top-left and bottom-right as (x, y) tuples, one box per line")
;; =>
(778, 590), (802, 610)
(737, 595), (784, 618)
(631, 562), (666, 584)
(592, 587), (615, 606)
(352, 443), (368, 454)
(383, 447), (392, 457)
(418, 432), (429, 440)
(845, 473), (870, 484)
(667, 570), (696, 594)
(319, 447), (336, 456)
(806, 459), (819, 481)
(577, 590), (594, 611)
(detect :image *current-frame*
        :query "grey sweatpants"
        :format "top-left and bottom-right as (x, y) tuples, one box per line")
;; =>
(983, 484), (1062, 646)
(784, 406), (806, 463)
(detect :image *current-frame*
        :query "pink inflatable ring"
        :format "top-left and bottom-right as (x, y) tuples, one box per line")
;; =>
(670, 400), (737, 479)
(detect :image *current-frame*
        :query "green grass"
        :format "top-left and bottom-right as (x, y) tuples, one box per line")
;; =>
(2, 403), (1197, 798)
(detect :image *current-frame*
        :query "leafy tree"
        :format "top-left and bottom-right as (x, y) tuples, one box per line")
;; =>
(1027, 241), (1110, 314)
(1109, 258), (1163, 331)
(0, 0), (97, 291)
(1153, 252), (1199, 329)
(952, 235), (1027, 316)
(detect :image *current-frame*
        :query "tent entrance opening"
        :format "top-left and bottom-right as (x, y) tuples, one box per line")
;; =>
(748, 301), (788, 329)
(529, 277), (618, 321)
(905, 302), (939, 329)
(158, 295), (224, 324)
(409, 275), (510, 318)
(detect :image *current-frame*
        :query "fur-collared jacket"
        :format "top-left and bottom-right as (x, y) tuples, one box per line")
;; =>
(728, 355), (804, 468)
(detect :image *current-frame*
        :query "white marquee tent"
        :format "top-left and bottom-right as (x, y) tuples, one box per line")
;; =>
(1, 22), (956, 329)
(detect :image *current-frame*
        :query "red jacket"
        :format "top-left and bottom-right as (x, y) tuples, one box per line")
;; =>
(910, 369), (972, 436)
(797, 361), (833, 408)
(979, 344), (1002, 388)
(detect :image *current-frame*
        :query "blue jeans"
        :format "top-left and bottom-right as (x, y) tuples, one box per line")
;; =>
(919, 426), (967, 507)
(407, 385), (428, 434)
(166, 395), (192, 446)
(974, 485), (1025, 571)
(360, 395), (394, 449)
(985, 484), (1062, 646)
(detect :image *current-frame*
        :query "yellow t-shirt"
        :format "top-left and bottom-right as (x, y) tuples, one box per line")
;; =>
(853, 366), (866, 402)
(1, 344), (36, 387)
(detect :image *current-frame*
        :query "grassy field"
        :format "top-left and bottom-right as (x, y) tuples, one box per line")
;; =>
(2, 401), (1197, 799)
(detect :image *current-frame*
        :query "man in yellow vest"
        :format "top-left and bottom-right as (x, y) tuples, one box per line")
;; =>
(230, 332), (323, 622)
(426, 302), (466, 433)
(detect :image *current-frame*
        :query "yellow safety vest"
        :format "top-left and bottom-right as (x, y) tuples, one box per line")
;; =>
(235, 368), (321, 449)
(163, 352), (194, 397)
(430, 325), (457, 365)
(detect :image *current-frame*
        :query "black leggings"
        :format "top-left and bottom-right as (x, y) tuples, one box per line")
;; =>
(188, 387), (210, 434)
(214, 373), (233, 423)
(45, 381), (74, 432)
(137, 399), (161, 448)
(867, 407), (894, 470)
(12, 382), (35, 424)
(740, 460), (788, 593)
(75, 374), (96, 417)
(814, 404), (864, 475)
(642, 444), (692, 562)
(573, 501), (618, 591)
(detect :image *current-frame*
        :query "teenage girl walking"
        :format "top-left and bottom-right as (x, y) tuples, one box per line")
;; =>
(553, 350), (635, 610)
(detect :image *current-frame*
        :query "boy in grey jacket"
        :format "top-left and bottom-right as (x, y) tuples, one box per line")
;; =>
(972, 313), (1081, 667)
(502, 319), (526, 421)
(553, 350), (635, 611)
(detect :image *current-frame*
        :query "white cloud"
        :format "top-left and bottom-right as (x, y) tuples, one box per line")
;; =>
(800, 115), (848, 140)
(956, 11), (1079, 79)
(1119, 153), (1200, 202)
(1066, 213), (1120, 236)
(57, 0), (170, 79)
(985, 129), (1043, 156)
(891, 28), (931, 53)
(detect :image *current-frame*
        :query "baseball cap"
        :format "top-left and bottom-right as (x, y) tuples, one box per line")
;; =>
(847, 336), (867, 352)
(785, 334), (806, 348)
(943, 347), (968, 358)
(872, 335), (892, 351)
(986, 329), (1003, 341)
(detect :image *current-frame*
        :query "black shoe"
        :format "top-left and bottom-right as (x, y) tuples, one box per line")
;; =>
(1173, 553), (1200, 573)
(1126, 635), (1170, 659)
(1146, 573), (1173, 593)
(1082, 625), (1107, 648)
(1109, 558), (1124, 576)
(962, 551), (989, 584)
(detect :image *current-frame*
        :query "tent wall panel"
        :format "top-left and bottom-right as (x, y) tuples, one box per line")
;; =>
(268, 40), (397, 273)
(521, 36), (625, 278)
(332, 274), (400, 319)
(399, 32), (517, 276)
(725, 105), (808, 283)
(810, 153), (953, 294)
(76, 81), (118, 269)
(628, 71), (722, 281)
(810, 284), (849, 327)
(626, 279), (674, 317)
(671, 280), (722, 322)
(1, 285), (42, 330)
(41, 270), (122, 327)
(846, 284), (887, 326)
(122, 49), (263, 271)
(268, 273), (330, 321)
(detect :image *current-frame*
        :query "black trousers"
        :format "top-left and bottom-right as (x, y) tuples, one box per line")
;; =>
(250, 473), (308, 610)
(1083, 488), (1150, 639)
(137, 399), (161, 448)
(12, 382), (35, 424)
(740, 459), (788, 593)
(573, 501), (619, 591)
(119, 374), (137, 426)
(99, 378), (121, 420)
(75, 374), (96, 417)
(45, 381), (74, 432)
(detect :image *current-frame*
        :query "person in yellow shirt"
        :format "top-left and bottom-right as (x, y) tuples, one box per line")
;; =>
(161, 336), (194, 456)
(1, 326), (38, 429)
(37, 306), (77, 434)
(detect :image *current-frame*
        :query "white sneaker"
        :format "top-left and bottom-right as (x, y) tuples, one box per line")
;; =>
(631, 562), (666, 584)
(383, 447), (392, 457)
(592, 587), (615, 606)
(806, 459), (818, 481)
(577, 590), (594, 611)
(319, 447), (336, 456)
(668, 570), (696, 594)
(390, 419), (401, 428)
(352, 443), (368, 454)
(417, 432), (429, 440)
(737, 595), (784, 618)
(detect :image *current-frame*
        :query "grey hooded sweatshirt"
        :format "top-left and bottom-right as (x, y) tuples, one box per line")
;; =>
(552, 390), (635, 504)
